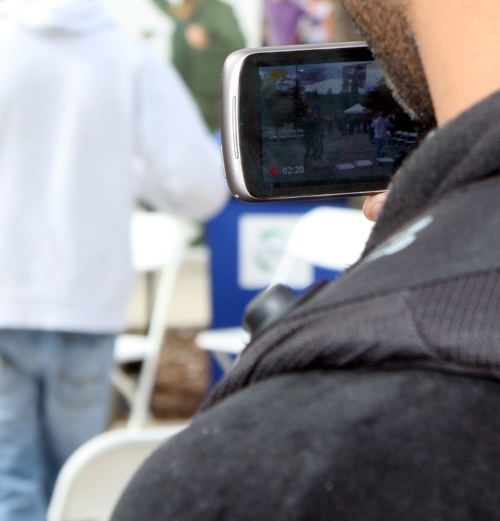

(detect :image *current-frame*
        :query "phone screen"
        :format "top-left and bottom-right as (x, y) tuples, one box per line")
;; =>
(231, 45), (420, 201)
(259, 61), (392, 186)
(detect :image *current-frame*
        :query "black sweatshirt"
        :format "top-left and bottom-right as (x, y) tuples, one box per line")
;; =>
(112, 91), (500, 521)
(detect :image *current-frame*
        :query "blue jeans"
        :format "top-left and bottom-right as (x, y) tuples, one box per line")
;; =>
(0, 330), (115, 521)
(374, 137), (387, 158)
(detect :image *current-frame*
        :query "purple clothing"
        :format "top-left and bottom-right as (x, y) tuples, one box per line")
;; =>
(265, 0), (309, 46)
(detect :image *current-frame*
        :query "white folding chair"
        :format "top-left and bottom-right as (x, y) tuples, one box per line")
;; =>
(334, 151), (357, 173)
(269, 206), (373, 286)
(389, 130), (403, 146)
(113, 211), (188, 430)
(393, 131), (409, 147)
(376, 145), (400, 176)
(403, 132), (419, 152)
(195, 206), (374, 369)
(47, 425), (186, 521)
(195, 326), (250, 373)
(349, 149), (376, 177)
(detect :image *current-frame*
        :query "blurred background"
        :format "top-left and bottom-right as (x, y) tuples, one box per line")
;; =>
(101, 0), (359, 59)
(104, 0), (364, 423)
(0, 3), (380, 519)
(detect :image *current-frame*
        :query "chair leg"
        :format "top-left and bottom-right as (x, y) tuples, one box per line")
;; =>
(111, 368), (136, 407)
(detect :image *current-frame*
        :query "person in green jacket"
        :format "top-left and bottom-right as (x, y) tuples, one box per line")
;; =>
(151, 0), (245, 133)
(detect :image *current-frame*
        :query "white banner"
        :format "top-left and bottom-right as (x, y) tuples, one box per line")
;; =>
(238, 213), (314, 290)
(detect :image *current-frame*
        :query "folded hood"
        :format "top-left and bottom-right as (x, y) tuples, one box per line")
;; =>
(0, 0), (115, 33)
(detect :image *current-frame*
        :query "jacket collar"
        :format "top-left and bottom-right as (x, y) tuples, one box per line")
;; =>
(365, 89), (500, 256)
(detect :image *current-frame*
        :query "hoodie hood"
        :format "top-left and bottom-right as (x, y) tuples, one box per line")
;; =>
(0, 0), (114, 33)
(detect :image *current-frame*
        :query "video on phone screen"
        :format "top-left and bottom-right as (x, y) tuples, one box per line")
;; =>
(258, 61), (421, 187)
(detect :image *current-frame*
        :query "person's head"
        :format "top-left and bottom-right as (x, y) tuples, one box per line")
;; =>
(340, 0), (436, 130)
(172, 0), (205, 20)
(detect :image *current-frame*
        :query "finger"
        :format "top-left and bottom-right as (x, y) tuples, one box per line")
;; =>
(363, 192), (389, 222)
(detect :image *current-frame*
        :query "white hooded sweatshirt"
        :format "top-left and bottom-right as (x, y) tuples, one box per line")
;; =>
(0, 0), (228, 333)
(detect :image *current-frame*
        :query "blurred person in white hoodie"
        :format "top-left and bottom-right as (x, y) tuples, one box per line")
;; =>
(0, 0), (228, 519)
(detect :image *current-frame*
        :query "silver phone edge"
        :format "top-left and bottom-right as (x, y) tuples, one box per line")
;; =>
(220, 42), (369, 203)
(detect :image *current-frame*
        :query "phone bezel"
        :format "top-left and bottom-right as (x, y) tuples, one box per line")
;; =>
(221, 42), (391, 202)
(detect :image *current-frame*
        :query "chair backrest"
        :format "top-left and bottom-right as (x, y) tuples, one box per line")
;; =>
(389, 130), (403, 145)
(270, 206), (373, 287)
(116, 211), (189, 429)
(130, 211), (188, 272)
(394, 131), (409, 145)
(334, 151), (359, 171)
(194, 206), (373, 367)
(47, 425), (186, 521)
(378, 145), (401, 159)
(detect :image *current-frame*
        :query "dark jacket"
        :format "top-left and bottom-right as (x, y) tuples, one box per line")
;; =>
(151, 0), (245, 131)
(111, 91), (500, 520)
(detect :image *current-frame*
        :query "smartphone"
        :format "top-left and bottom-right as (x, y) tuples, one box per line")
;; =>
(221, 42), (418, 202)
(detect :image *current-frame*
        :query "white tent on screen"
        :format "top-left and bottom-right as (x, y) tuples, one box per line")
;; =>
(344, 103), (369, 114)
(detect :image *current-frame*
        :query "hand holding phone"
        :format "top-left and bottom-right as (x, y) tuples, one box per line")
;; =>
(221, 42), (419, 202)
(363, 192), (388, 222)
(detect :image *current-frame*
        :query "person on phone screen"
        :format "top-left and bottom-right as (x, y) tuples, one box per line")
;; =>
(0, 0), (227, 519)
(149, 0), (245, 136)
(371, 111), (393, 158)
(112, 0), (500, 519)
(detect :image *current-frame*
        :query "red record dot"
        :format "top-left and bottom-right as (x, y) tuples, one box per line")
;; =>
(271, 167), (280, 176)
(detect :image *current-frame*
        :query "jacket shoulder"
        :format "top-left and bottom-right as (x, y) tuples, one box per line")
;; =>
(111, 370), (500, 521)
